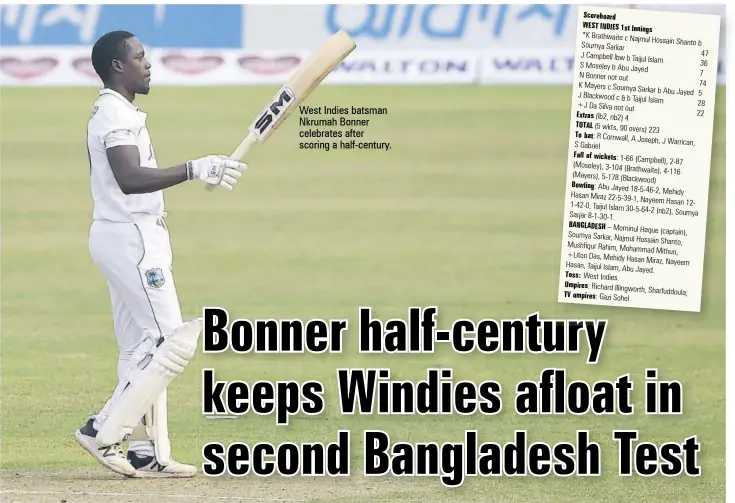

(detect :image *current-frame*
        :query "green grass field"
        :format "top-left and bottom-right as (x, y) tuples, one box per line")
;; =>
(1, 85), (726, 503)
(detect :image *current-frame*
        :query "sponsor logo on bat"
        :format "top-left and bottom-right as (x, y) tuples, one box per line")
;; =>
(253, 86), (296, 137)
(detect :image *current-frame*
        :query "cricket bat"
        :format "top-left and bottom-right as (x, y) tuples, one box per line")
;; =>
(206, 29), (356, 191)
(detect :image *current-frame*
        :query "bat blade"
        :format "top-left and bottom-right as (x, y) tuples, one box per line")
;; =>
(248, 29), (356, 143)
(207, 30), (356, 191)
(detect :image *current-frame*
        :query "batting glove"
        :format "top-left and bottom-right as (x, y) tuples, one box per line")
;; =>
(186, 155), (247, 190)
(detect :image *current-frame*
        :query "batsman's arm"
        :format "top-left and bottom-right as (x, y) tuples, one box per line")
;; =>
(107, 146), (247, 194)
(107, 145), (188, 195)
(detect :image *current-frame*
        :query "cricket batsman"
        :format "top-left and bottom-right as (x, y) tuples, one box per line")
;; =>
(74, 30), (246, 478)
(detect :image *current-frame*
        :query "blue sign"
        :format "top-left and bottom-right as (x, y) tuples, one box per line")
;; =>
(0, 5), (243, 48)
(324, 4), (571, 41)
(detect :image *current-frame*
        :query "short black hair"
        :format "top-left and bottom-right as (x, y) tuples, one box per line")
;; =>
(91, 30), (135, 83)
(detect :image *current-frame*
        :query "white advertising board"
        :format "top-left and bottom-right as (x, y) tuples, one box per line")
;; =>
(0, 47), (479, 87)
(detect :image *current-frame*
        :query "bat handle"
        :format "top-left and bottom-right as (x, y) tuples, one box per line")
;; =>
(205, 132), (256, 191)
(230, 132), (257, 161)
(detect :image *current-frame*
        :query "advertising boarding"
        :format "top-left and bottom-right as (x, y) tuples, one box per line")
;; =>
(0, 4), (726, 86)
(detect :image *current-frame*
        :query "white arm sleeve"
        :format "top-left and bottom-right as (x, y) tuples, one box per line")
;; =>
(103, 128), (137, 148)
(91, 98), (140, 149)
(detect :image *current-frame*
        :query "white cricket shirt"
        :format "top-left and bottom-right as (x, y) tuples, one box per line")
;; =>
(87, 88), (164, 222)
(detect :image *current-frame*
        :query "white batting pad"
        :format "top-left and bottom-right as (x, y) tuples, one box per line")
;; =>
(96, 318), (203, 447)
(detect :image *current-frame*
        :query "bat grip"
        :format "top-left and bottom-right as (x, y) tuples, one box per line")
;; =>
(231, 133), (257, 161)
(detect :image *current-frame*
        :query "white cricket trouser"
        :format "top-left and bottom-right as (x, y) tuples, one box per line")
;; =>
(88, 214), (183, 452)
(89, 213), (183, 354)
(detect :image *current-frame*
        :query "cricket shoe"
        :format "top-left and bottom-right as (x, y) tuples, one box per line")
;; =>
(75, 418), (136, 477)
(127, 451), (197, 478)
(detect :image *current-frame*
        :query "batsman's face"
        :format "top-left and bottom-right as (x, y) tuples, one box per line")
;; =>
(121, 37), (152, 95)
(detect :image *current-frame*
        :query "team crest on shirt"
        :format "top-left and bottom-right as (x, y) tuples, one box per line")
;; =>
(144, 268), (165, 288)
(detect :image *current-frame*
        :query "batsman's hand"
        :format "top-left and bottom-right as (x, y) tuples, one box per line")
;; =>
(186, 155), (247, 190)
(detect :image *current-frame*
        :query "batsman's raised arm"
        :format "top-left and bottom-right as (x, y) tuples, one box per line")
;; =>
(105, 143), (247, 194)
(106, 144), (187, 194)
